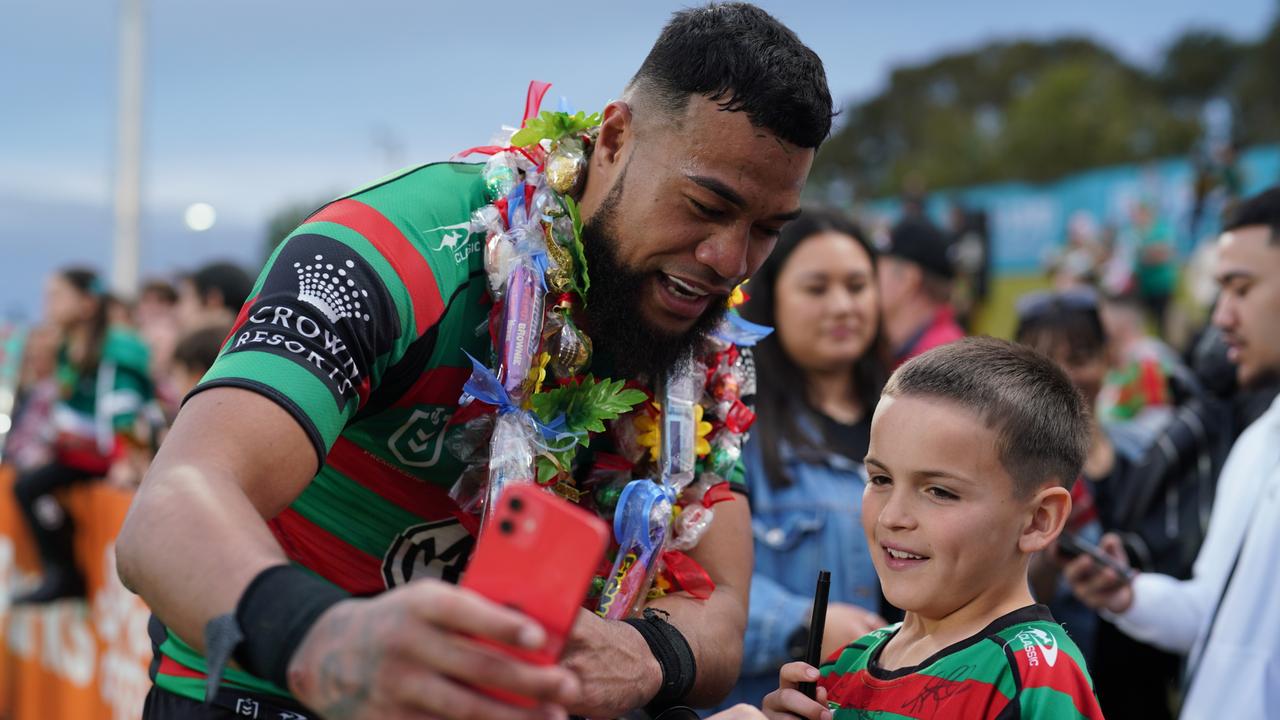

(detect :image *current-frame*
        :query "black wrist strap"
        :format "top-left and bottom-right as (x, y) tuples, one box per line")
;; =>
(203, 564), (349, 702)
(622, 608), (697, 710)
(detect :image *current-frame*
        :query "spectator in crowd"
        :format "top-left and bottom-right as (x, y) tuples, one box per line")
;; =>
(1066, 187), (1280, 718)
(945, 201), (990, 331)
(175, 261), (253, 330)
(1128, 202), (1178, 336)
(1015, 287), (1179, 719)
(1048, 211), (1104, 290)
(135, 278), (182, 413)
(12, 267), (152, 603)
(106, 324), (229, 491)
(1097, 292), (1181, 454)
(4, 324), (60, 472)
(716, 208), (889, 710)
(876, 217), (964, 366)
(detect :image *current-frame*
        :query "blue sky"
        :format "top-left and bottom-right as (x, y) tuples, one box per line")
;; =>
(2, 0), (1275, 320)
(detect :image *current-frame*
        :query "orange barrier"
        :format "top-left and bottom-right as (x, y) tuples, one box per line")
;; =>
(0, 465), (151, 719)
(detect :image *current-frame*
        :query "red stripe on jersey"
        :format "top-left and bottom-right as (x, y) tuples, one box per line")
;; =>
(225, 294), (259, 343)
(326, 437), (464, 524)
(268, 507), (385, 595)
(157, 654), (206, 681)
(309, 198), (445, 336)
(393, 366), (472, 409)
(1011, 644), (1105, 718)
(823, 670), (1009, 719)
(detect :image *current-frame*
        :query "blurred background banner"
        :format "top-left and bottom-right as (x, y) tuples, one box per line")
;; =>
(0, 467), (151, 720)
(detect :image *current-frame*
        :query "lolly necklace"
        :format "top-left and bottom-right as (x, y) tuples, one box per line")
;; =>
(448, 81), (769, 615)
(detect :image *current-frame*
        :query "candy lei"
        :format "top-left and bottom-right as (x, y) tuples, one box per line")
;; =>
(447, 81), (770, 618)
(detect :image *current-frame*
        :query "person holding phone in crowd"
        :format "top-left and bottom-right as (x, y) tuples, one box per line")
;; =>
(712, 208), (889, 711)
(1066, 187), (1280, 718)
(115, 5), (836, 719)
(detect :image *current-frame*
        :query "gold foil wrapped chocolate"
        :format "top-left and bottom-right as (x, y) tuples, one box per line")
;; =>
(542, 225), (575, 294)
(545, 138), (587, 196)
(547, 312), (593, 379)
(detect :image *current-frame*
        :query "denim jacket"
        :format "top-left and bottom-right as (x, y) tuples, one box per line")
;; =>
(710, 420), (881, 710)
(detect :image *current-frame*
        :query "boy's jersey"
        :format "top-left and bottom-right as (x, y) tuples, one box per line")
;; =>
(819, 605), (1105, 720)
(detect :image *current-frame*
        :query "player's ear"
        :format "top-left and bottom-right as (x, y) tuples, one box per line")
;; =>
(1019, 483), (1071, 554)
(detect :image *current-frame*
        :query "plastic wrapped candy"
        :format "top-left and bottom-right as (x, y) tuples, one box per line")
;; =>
(668, 505), (714, 552)
(496, 248), (547, 395)
(482, 409), (539, 530)
(595, 479), (673, 620)
(448, 462), (491, 516)
(470, 204), (506, 236)
(483, 152), (519, 200)
(659, 370), (703, 493)
(541, 227), (574, 294)
(545, 138), (587, 196)
(484, 231), (518, 297)
(706, 436), (742, 480)
(544, 311), (592, 379)
(444, 412), (496, 466)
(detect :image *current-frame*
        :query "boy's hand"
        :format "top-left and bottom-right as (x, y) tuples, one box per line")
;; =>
(1063, 533), (1134, 613)
(705, 704), (770, 719)
(822, 603), (886, 659)
(761, 662), (832, 720)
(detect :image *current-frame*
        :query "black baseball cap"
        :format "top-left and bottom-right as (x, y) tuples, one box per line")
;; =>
(881, 217), (954, 279)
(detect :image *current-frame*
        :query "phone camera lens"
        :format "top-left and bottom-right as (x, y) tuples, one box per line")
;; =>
(509, 497), (524, 512)
(499, 519), (515, 535)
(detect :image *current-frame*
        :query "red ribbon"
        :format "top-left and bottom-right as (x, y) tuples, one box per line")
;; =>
(661, 550), (715, 600)
(523, 80), (553, 124)
(592, 452), (634, 472)
(699, 481), (736, 508)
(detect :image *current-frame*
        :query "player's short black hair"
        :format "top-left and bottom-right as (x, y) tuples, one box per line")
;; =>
(628, 2), (834, 149)
(884, 336), (1090, 496)
(1222, 186), (1280, 243)
(173, 324), (229, 375)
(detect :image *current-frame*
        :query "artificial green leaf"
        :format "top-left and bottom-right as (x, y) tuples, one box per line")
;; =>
(509, 110), (603, 148)
(563, 196), (590, 301)
(529, 375), (647, 443)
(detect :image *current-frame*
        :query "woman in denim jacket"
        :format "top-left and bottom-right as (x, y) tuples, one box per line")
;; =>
(712, 208), (891, 710)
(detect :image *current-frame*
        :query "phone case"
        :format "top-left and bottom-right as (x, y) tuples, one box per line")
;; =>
(459, 483), (610, 705)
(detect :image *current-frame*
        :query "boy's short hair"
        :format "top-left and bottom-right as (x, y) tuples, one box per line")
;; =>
(884, 336), (1090, 496)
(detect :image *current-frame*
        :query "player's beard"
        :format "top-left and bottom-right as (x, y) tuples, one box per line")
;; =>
(579, 168), (727, 381)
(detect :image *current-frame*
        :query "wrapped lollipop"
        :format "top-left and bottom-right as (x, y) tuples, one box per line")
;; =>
(545, 137), (587, 196)
(595, 479), (674, 620)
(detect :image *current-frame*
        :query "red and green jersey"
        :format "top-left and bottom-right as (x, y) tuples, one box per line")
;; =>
(819, 605), (1104, 720)
(52, 327), (152, 473)
(149, 161), (748, 703)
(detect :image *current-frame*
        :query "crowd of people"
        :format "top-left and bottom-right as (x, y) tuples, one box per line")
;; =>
(2, 3), (1278, 719)
(4, 261), (252, 601)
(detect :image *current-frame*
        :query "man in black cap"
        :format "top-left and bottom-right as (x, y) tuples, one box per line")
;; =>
(877, 217), (965, 366)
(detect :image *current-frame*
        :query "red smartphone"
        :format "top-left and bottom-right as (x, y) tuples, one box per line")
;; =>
(459, 482), (610, 705)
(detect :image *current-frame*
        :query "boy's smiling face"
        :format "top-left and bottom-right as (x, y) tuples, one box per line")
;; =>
(862, 394), (1063, 620)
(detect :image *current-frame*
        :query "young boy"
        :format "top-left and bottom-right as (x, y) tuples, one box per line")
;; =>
(760, 337), (1106, 719)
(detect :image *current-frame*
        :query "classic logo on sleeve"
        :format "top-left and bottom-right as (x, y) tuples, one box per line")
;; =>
(223, 235), (399, 410)
(1014, 627), (1060, 667)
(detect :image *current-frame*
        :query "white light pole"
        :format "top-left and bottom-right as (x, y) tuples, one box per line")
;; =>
(111, 0), (146, 298)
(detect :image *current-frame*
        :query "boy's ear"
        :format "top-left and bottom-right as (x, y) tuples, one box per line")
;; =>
(1019, 484), (1072, 554)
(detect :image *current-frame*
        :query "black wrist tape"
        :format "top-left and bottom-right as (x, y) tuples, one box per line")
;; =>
(232, 564), (350, 689)
(623, 608), (697, 709)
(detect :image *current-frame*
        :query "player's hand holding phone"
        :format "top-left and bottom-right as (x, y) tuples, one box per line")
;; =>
(286, 579), (579, 720)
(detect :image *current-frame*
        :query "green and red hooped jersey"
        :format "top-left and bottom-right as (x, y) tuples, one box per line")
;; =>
(150, 161), (748, 703)
(819, 605), (1105, 720)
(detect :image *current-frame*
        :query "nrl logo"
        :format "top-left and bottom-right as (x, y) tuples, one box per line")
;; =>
(388, 407), (451, 468)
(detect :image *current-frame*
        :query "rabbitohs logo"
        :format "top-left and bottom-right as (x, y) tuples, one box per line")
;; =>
(388, 407), (451, 468)
(382, 519), (474, 588)
(425, 221), (480, 265)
